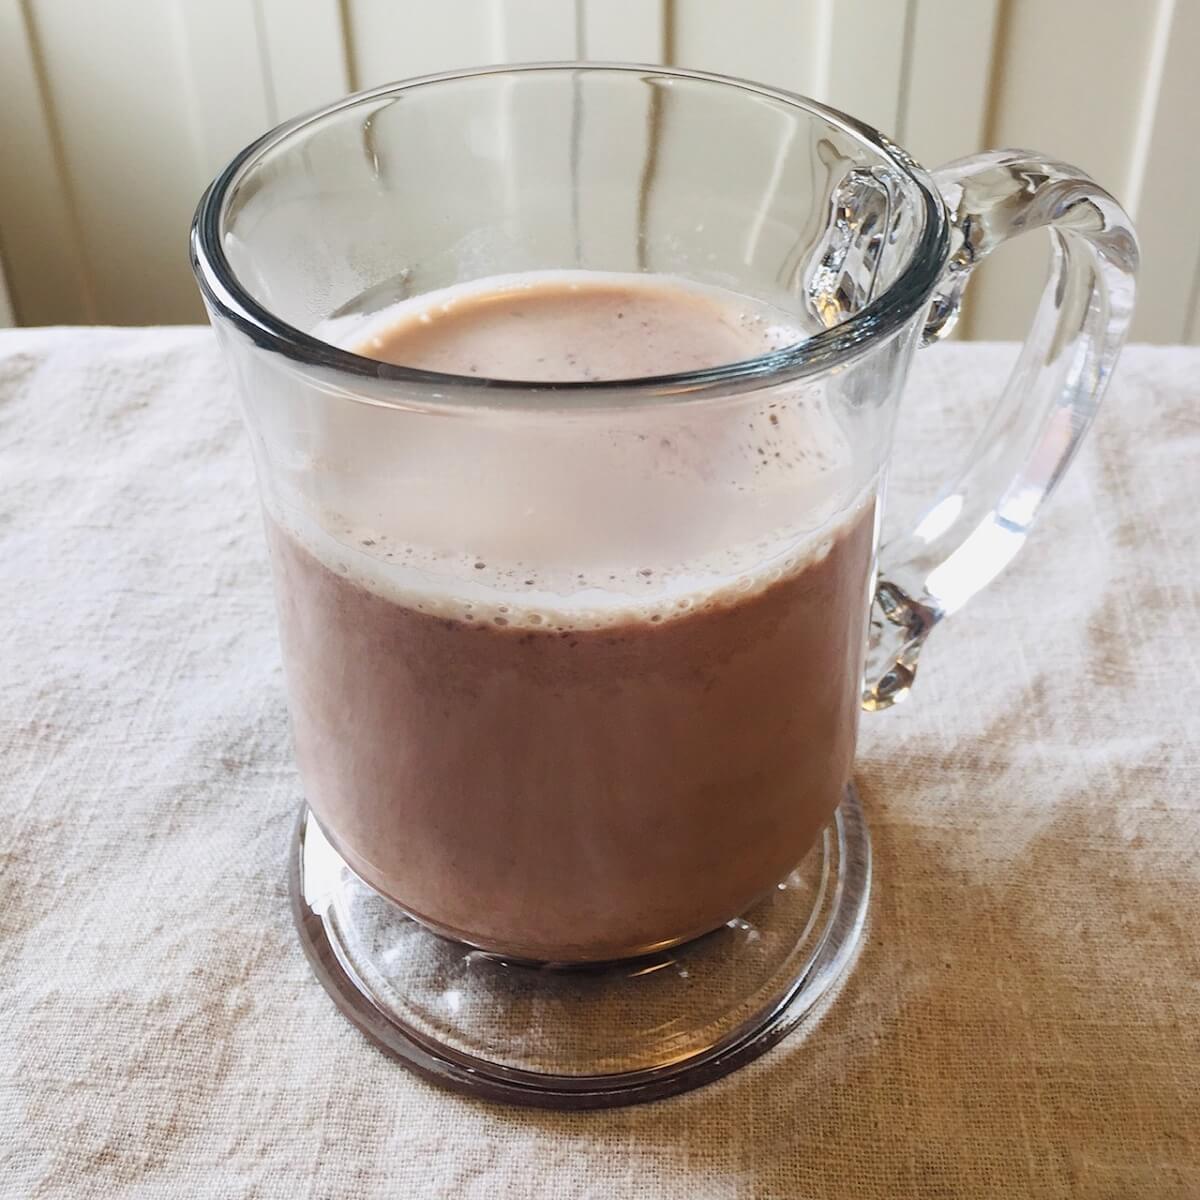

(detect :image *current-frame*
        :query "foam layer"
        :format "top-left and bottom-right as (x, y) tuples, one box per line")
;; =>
(272, 269), (872, 632)
(269, 489), (875, 633)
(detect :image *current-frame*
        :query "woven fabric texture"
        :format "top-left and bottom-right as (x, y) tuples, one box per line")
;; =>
(1, 329), (1196, 1198)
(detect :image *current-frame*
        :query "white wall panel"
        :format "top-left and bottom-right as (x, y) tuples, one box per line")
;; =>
(0, 0), (1193, 342)
(492, 0), (576, 61)
(1122, 0), (1200, 343)
(669, 0), (825, 96)
(177, 0), (274, 174)
(0, 0), (94, 324)
(965, 0), (1165, 341)
(345, 0), (501, 87)
(22, 0), (213, 324)
(822, 0), (910, 136)
(899, 0), (1000, 168)
(579, 0), (665, 62)
(0, 249), (14, 328)
(259, 0), (351, 118)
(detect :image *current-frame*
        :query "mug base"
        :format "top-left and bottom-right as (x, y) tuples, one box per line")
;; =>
(290, 785), (871, 1109)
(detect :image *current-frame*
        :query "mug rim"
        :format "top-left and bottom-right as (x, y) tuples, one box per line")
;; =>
(190, 61), (950, 405)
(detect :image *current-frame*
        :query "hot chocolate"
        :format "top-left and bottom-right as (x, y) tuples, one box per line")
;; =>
(266, 274), (876, 961)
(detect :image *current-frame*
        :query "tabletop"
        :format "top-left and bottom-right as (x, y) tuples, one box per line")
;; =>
(1, 328), (1197, 1199)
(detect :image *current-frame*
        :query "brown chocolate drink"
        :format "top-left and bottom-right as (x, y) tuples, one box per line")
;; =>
(267, 273), (876, 962)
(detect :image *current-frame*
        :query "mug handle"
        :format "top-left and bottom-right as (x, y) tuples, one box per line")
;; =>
(864, 150), (1139, 711)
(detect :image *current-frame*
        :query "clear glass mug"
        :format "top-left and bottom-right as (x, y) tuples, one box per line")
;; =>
(192, 64), (1136, 1103)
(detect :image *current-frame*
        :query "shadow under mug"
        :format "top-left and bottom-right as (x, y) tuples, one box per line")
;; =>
(191, 63), (1137, 1107)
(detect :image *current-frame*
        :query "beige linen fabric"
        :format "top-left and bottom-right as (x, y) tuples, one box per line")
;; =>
(1, 328), (1196, 1198)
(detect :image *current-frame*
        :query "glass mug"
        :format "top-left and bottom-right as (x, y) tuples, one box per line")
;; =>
(192, 64), (1136, 1106)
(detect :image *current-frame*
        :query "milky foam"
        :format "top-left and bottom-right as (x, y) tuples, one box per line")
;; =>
(269, 492), (875, 633)
(273, 269), (873, 631)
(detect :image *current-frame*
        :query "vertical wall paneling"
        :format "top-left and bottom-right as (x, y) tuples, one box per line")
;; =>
(1123, 0), (1200, 343)
(23, 0), (216, 324)
(0, 250), (15, 328)
(491, 0), (577, 61)
(345, 0), (502, 87)
(896, 0), (1000, 343)
(965, 0), (1163, 341)
(0, 0), (1192, 340)
(669, 0), (824, 96)
(0, 0), (94, 324)
(821, 0), (911, 136)
(579, 0), (665, 62)
(898, 0), (1000, 168)
(1188, 285), (1200, 347)
(258, 0), (351, 119)
(982, 1), (1157, 218)
(177, 0), (275, 175)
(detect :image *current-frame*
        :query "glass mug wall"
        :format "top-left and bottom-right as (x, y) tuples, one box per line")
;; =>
(192, 65), (1135, 1098)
